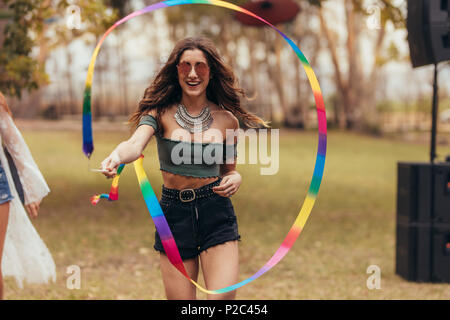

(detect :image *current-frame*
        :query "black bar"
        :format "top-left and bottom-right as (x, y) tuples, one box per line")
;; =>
(2, 300), (450, 317)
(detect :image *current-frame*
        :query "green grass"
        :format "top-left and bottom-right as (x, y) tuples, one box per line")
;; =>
(4, 127), (450, 299)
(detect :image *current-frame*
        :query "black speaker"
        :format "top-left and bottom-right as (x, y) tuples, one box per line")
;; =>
(432, 225), (450, 281)
(396, 162), (450, 282)
(396, 223), (432, 281)
(397, 163), (433, 224)
(407, 0), (450, 68)
(433, 164), (450, 223)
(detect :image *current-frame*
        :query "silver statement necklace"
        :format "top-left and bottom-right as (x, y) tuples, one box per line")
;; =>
(174, 103), (213, 133)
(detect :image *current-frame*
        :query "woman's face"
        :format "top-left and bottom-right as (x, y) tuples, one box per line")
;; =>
(177, 49), (211, 99)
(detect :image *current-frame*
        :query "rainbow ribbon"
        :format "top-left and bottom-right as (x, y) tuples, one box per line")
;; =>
(84, 0), (327, 294)
(90, 164), (125, 205)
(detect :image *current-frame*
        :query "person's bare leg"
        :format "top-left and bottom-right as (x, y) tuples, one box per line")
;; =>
(200, 240), (239, 300)
(159, 253), (199, 300)
(0, 202), (10, 300)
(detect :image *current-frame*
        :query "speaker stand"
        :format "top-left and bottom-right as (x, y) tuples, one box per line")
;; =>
(430, 63), (439, 163)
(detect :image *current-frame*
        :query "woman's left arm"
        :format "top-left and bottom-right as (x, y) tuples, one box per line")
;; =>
(213, 113), (241, 197)
(0, 108), (50, 217)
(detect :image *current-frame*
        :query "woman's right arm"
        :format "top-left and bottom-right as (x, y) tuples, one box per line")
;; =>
(0, 105), (50, 216)
(101, 115), (156, 178)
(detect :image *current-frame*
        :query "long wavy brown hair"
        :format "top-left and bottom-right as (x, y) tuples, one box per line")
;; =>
(129, 37), (270, 135)
(0, 92), (12, 116)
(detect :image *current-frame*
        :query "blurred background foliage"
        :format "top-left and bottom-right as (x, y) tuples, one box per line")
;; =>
(1, 0), (449, 138)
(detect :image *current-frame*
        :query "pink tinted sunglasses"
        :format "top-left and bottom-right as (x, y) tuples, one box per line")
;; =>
(177, 61), (209, 78)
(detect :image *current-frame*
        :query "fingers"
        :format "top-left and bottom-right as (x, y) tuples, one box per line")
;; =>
(212, 182), (231, 192)
(100, 156), (118, 178)
(32, 203), (39, 218)
(212, 180), (237, 197)
(26, 202), (39, 218)
(102, 157), (116, 171)
(103, 168), (117, 179)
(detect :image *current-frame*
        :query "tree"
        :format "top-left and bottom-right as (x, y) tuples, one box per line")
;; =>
(317, 0), (406, 131)
(0, 0), (49, 98)
(105, 0), (132, 116)
(0, 0), (122, 118)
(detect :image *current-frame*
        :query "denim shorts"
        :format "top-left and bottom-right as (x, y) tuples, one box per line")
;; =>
(0, 160), (13, 205)
(154, 177), (241, 261)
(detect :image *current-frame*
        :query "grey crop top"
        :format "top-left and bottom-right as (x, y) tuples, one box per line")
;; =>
(138, 114), (237, 178)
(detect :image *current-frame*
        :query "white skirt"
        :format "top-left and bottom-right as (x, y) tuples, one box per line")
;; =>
(0, 147), (56, 289)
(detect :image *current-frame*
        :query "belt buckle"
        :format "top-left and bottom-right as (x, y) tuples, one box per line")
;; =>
(179, 188), (196, 202)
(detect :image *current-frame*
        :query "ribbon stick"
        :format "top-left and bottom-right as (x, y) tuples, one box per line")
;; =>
(90, 164), (125, 205)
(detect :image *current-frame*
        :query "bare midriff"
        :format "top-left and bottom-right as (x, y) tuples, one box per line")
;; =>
(161, 170), (219, 190)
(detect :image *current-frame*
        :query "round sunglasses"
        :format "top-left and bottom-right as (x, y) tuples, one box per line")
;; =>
(177, 61), (209, 78)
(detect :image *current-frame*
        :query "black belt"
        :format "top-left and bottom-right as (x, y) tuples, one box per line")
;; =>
(161, 178), (221, 203)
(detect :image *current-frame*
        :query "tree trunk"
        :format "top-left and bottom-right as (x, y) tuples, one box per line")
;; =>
(117, 31), (129, 117)
(319, 7), (349, 129)
(65, 46), (77, 115)
(292, 40), (305, 129)
(345, 0), (358, 129)
(264, 27), (288, 124)
(359, 26), (386, 132)
(246, 28), (261, 115)
(219, 19), (233, 67)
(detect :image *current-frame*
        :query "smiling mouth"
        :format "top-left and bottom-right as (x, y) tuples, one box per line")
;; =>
(186, 81), (201, 87)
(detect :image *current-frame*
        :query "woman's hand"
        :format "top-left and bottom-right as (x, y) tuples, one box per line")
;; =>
(25, 200), (41, 219)
(213, 171), (242, 197)
(99, 126), (154, 179)
(100, 150), (121, 179)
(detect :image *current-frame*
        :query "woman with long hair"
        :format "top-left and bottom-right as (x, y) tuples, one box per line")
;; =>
(0, 92), (56, 299)
(101, 37), (269, 300)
